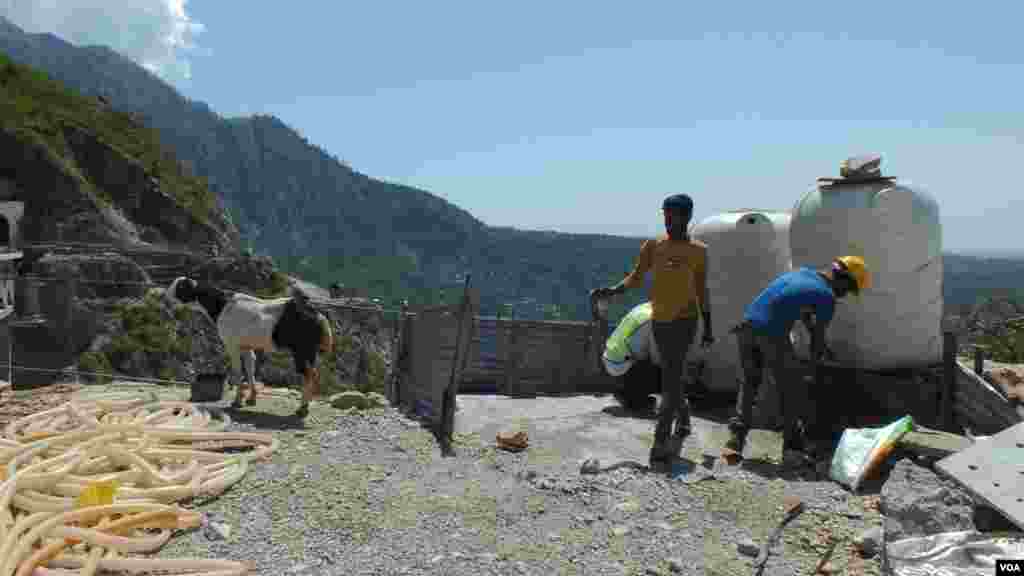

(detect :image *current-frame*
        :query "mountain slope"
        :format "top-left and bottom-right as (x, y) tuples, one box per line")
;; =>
(0, 17), (484, 264)
(0, 50), (238, 252)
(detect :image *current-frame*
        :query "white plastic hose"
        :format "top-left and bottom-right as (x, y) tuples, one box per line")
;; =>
(0, 397), (276, 576)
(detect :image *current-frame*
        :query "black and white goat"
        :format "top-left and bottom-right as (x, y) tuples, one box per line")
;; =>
(164, 277), (335, 416)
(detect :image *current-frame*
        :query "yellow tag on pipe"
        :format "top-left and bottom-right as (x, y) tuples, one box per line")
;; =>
(76, 479), (119, 508)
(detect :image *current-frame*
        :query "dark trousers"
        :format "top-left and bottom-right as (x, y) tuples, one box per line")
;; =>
(650, 317), (699, 461)
(730, 323), (809, 440)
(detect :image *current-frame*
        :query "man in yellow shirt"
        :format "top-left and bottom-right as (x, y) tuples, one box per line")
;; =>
(593, 194), (714, 471)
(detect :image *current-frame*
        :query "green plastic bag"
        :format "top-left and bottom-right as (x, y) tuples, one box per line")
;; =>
(829, 415), (914, 492)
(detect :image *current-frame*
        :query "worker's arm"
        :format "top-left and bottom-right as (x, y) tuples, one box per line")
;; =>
(802, 307), (833, 362)
(609, 240), (652, 296)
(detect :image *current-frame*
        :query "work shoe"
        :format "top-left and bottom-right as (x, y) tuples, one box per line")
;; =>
(666, 431), (689, 461)
(648, 440), (670, 472)
(644, 395), (658, 414)
(613, 390), (629, 407)
(781, 429), (809, 468)
(648, 454), (670, 473)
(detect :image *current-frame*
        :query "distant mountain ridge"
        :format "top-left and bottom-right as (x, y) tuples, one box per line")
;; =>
(0, 16), (644, 319)
(2, 15), (1022, 321)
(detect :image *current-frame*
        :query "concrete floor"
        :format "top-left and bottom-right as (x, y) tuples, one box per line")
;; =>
(454, 393), (785, 474)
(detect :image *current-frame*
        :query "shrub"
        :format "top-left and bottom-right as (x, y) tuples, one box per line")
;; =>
(357, 349), (386, 395)
(77, 351), (112, 384)
(978, 321), (1024, 364)
(254, 271), (290, 298)
(89, 296), (191, 378)
(317, 354), (343, 396)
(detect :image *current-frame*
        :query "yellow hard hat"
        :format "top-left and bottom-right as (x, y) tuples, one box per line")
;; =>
(835, 255), (871, 292)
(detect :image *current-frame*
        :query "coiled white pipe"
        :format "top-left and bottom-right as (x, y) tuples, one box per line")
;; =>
(1, 396), (276, 576)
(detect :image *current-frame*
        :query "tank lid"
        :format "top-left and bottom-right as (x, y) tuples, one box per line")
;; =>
(817, 153), (897, 187)
(726, 208), (791, 214)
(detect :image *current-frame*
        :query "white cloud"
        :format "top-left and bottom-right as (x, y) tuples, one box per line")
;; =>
(0, 0), (205, 81)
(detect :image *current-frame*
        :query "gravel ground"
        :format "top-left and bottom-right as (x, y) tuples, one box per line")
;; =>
(151, 388), (885, 576)
(0, 382), (83, 424)
(0, 383), (886, 576)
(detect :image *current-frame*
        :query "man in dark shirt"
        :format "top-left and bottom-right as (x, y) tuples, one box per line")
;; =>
(724, 256), (871, 465)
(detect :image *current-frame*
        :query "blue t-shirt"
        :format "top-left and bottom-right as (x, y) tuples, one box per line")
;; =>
(744, 267), (836, 337)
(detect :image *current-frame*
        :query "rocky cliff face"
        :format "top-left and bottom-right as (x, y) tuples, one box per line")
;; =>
(0, 50), (239, 253)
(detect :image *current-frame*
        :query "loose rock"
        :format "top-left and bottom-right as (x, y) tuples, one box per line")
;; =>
(330, 391), (371, 410)
(854, 526), (883, 558)
(736, 537), (760, 557)
(881, 458), (975, 541)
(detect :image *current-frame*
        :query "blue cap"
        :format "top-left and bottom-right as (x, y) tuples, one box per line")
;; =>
(662, 194), (693, 213)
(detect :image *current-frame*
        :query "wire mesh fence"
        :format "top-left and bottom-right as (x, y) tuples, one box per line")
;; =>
(0, 362), (192, 387)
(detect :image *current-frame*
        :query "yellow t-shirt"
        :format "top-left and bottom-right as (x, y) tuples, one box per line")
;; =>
(622, 235), (707, 322)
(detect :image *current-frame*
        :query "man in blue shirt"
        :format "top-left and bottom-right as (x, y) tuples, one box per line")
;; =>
(723, 256), (871, 465)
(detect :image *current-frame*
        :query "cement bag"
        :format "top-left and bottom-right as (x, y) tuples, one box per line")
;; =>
(829, 415), (914, 492)
(602, 302), (657, 377)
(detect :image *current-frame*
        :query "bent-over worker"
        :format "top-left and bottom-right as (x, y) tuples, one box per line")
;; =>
(724, 255), (871, 465)
(592, 194), (714, 471)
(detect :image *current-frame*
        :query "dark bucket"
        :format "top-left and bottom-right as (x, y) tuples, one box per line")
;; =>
(191, 373), (226, 403)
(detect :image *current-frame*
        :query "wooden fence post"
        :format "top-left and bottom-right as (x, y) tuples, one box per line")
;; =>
(972, 345), (985, 376)
(390, 301), (408, 405)
(941, 330), (957, 431)
(441, 275), (474, 456)
(506, 324), (527, 396)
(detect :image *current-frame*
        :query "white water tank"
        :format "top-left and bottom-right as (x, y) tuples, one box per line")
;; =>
(690, 210), (793, 392)
(788, 161), (943, 370)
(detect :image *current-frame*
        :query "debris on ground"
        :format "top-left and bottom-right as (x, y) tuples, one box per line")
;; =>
(814, 538), (839, 575)
(752, 495), (805, 574)
(881, 458), (976, 541)
(720, 446), (742, 465)
(853, 526), (883, 558)
(898, 426), (972, 461)
(885, 531), (1024, 575)
(0, 382), (82, 424)
(495, 428), (528, 450)
(329, 390), (387, 411)
(984, 364), (1024, 403)
(735, 537), (759, 557)
(580, 457), (602, 474)
(579, 458), (651, 475)
(496, 430), (529, 452)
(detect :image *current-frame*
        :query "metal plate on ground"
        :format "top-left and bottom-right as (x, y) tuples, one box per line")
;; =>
(934, 421), (1024, 531)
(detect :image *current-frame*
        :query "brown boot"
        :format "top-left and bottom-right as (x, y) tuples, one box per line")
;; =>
(722, 423), (748, 463)
(724, 424), (748, 452)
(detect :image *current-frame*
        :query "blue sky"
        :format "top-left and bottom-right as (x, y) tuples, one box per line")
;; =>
(4, 1), (1023, 254)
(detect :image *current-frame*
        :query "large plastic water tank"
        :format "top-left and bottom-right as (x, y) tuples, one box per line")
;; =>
(788, 163), (943, 369)
(690, 210), (793, 392)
